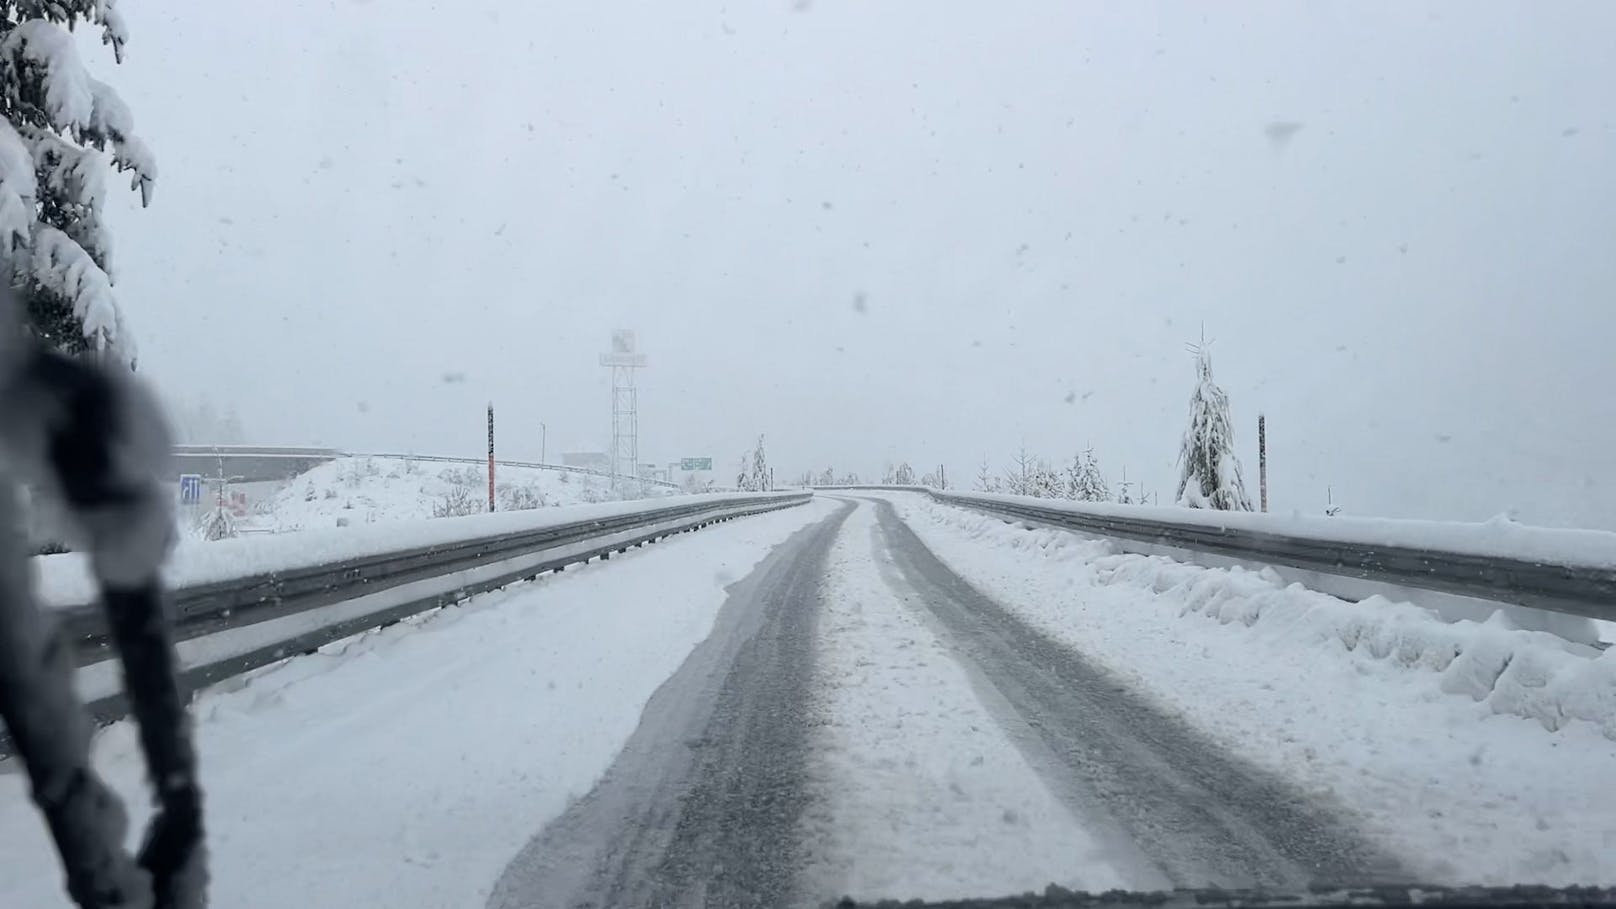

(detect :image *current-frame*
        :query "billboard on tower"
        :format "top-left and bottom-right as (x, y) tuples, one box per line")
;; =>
(599, 329), (647, 367)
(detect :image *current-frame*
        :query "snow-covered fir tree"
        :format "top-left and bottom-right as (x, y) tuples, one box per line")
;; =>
(893, 462), (915, 485)
(736, 452), (752, 491)
(1065, 447), (1111, 502)
(817, 467), (835, 486)
(836, 471), (859, 485)
(1175, 345), (1252, 511)
(0, 3), (156, 363)
(1028, 459), (1064, 499)
(750, 435), (769, 491)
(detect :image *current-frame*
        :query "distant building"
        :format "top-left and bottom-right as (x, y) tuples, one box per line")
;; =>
(562, 451), (611, 472)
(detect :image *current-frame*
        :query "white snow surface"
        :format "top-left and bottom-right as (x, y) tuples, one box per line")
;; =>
(943, 490), (1616, 570)
(233, 456), (673, 535)
(0, 497), (840, 909)
(36, 488), (801, 607)
(887, 493), (1616, 885)
(802, 501), (1139, 900)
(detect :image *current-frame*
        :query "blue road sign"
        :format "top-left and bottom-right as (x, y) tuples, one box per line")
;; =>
(179, 474), (204, 506)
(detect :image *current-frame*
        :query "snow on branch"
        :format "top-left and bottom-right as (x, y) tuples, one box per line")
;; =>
(31, 223), (119, 349)
(0, 3), (153, 362)
(1, 20), (95, 129)
(0, 118), (36, 255)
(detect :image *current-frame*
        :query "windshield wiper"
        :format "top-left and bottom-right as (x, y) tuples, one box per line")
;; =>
(0, 331), (205, 909)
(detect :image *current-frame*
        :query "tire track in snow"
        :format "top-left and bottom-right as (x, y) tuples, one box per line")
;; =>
(486, 501), (852, 909)
(800, 499), (1148, 903)
(867, 497), (1407, 889)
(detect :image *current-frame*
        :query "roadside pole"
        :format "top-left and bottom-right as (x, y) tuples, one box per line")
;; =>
(1258, 414), (1268, 513)
(487, 403), (496, 512)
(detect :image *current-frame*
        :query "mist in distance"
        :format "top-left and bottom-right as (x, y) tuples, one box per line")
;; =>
(100, 1), (1616, 529)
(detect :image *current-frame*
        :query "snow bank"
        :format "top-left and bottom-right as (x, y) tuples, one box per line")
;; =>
(38, 490), (804, 607)
(944, 491), (1616, 571)
(920, 498), (1616, 739)
(892, 496), (1616, 884)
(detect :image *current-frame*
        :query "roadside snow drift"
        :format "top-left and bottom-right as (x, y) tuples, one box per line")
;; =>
(234, 456), (672, 535)
(889, 494), (1616, 886)
(35, 490), (800, 608)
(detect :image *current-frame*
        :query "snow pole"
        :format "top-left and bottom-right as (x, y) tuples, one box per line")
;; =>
(1258, 414), (1268, 513)
(487, 403), (496, 513)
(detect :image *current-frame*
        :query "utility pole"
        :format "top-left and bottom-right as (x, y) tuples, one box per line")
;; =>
(487, 402), (496, 512)
(1258, 414), (1268, 513)
(539, 421), (547, 463)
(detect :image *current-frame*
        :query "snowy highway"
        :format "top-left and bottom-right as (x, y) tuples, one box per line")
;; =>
(3, 494), (1614, 908)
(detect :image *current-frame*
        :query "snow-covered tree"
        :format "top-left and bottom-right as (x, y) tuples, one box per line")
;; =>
(736, 452), (752, 491)
(974, 458), (997, 493)
(836, 471), (859, 485)
(1065, 448), (1111, 502)
(1002, 444), (1034, 496)
(0, 5), (156, 363)
(1028, 459), (1064, 499)
(750, 435), (769, 491)
(1115, 466), (1135, 504)
(817, 467), (835, 486)
(893, 461), (915, 485)
(1175, 346), (1252, 511)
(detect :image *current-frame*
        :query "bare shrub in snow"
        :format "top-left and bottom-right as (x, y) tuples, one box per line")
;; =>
(497, 484), (544, 511)
(431, 485), (480, 518)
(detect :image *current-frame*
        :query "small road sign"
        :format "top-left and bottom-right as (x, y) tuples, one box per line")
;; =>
(179, 474), (204, 506)
(680, 458), (713, 471)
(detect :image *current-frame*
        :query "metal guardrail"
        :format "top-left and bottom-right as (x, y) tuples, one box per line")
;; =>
(352, 451), (684, 490)
(820, 487), (1616, 623)
(167, 445), (686, 490)
(936, 491), (1616, 623)
(54, 492), (810, 730)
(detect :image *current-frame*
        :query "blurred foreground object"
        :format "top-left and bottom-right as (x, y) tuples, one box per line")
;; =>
(0, 313), (204, 908)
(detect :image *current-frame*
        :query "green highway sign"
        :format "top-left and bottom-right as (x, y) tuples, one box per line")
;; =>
(680, 458), (713, 471)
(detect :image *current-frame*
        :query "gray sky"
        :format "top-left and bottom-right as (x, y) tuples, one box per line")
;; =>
(100, 1), (1616, 528)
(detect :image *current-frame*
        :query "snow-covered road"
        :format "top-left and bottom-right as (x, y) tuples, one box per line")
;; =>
(0, 497), (842, 909)
(3, 492), (1612, 908)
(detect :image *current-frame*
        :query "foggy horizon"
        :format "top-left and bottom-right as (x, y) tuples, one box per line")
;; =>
(97, 1), (1616, 528)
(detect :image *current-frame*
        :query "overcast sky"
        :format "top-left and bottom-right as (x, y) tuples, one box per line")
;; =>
(97, 1), (1616, 528)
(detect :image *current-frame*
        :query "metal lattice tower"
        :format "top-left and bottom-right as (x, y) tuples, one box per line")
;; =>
(599, 330), (647, 493)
